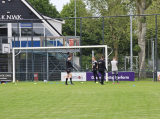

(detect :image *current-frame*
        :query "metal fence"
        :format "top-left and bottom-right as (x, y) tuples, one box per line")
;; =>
(0, 14), (160, 81)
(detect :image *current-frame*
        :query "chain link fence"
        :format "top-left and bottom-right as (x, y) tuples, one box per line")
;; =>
(0, 13), (160, 81)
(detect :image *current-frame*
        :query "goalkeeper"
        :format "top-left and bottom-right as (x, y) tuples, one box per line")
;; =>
(92, 57), (100, 83)
(65, 55), (74, 85)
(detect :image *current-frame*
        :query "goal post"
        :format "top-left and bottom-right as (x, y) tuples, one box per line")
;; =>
(12, 45), (108, 83)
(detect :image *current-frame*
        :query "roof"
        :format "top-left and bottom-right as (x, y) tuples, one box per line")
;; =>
(40, 14), (63, 22)
(23, 0), (62, 36)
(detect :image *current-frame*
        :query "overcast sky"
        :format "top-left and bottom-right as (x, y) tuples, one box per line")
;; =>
(50, 0), (70, 12)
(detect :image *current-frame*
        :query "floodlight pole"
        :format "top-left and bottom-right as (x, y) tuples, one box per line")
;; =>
(130, 2), (133, 71)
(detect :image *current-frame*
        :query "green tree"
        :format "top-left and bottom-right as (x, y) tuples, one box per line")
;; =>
(135, 0), (152, 78)
(60, 0), (101, 55)
(60, 0), (88, 36)
(85, 0), (131, 60)
(145, 0), (160, 59)
(27, 0), (60, 18)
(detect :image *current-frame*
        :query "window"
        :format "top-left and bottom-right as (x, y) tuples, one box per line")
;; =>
(21, 28), (32, 36)
(33, 28), (44, 36)
(12, 23), (18, 27)
(0, 28), (7, 36)
(12, 28), (18, 36)
(12, 23), (54, 37)
(21, 28), (44, 36)
(0, 24), (7, 28)
(33, 23), (44, 27)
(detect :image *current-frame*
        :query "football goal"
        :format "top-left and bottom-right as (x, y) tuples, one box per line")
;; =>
(12, 45), (109, 83)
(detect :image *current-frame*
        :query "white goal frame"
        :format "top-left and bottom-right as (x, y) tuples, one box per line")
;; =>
(12, 45), (108, 83)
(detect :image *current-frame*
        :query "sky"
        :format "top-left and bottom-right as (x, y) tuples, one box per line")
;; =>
(50, 0), (70, 12)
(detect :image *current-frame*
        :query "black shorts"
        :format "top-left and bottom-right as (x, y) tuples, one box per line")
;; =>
(112, 71), (118, 75)
(66, 68), (72, 74)
(92, 68), (97, 72)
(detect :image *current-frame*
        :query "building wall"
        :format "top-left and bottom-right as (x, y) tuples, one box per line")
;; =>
(47, 20), (62, 34)
(0, 0), (41, 23)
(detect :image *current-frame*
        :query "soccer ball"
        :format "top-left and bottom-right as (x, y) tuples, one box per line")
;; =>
(44, 80), (47, 83)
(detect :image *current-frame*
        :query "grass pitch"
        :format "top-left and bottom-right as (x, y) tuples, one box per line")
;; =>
(0, 81), (160, 119)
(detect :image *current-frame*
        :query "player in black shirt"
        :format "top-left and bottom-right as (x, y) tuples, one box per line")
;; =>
(66, 55), (74, 85)
(98, 56), (106, 85)
(92, 57), (100, 83)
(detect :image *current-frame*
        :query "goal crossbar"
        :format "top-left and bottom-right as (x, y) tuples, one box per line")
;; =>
(12, 45), (108, 83)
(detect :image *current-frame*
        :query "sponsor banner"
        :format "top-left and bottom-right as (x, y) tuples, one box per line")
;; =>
(86, 72), (134, 81)
(61, 72), (86, 81)
(86, 73), (106, 81)
(0, 73), (13, 82)
(157, 72), (160, 81)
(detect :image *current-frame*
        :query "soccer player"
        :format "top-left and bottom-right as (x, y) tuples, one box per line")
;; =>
(98, 56), (106, 85)
(65, 55), (74, 85)
(111, 56), (119, 84)
(92, 57), (100, 83)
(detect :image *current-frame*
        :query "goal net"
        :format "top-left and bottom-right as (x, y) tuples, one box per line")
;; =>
(12, 45), (108, 83)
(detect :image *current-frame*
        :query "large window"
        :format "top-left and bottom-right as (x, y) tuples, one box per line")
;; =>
(0, 28), (7, 36)
(0, 24), (7, 36)
(12, 28), (18, 36)
(21, 28), (44, 36)
(21, 28), (32, 36)
(12, 23), (53, 37)
(0, 24), (7, 28)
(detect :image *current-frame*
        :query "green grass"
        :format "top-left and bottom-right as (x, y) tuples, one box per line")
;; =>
(0, 81), (160, 119)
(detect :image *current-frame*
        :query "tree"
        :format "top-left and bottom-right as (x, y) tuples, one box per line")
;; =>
(27, 0), (60, 18)
(136, 0), (152, 78)
(60, 0), (101, 54)
(145, 0), (160, 59)
(85, 0), (131, 60)
(60, 0), (105, 69)
(60, 0), (89, 36)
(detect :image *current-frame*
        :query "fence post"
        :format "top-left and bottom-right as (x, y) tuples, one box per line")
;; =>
(47, 52), (49, 81)
(102, 17), (104, 56)
(152, 41), (155, 82)
(31, 20), (34, 81)
(31, 20), (33, 47)
(130, 5), (133, 72)
(80, 18), (82, 71)
(14, 35), (15, 47)
(138, 69), (139, 81)
(26, 42), (28, 82)
(155, 15), (158, 81)
(17, 20), (20, 81)
(124, 55), (125, 71)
